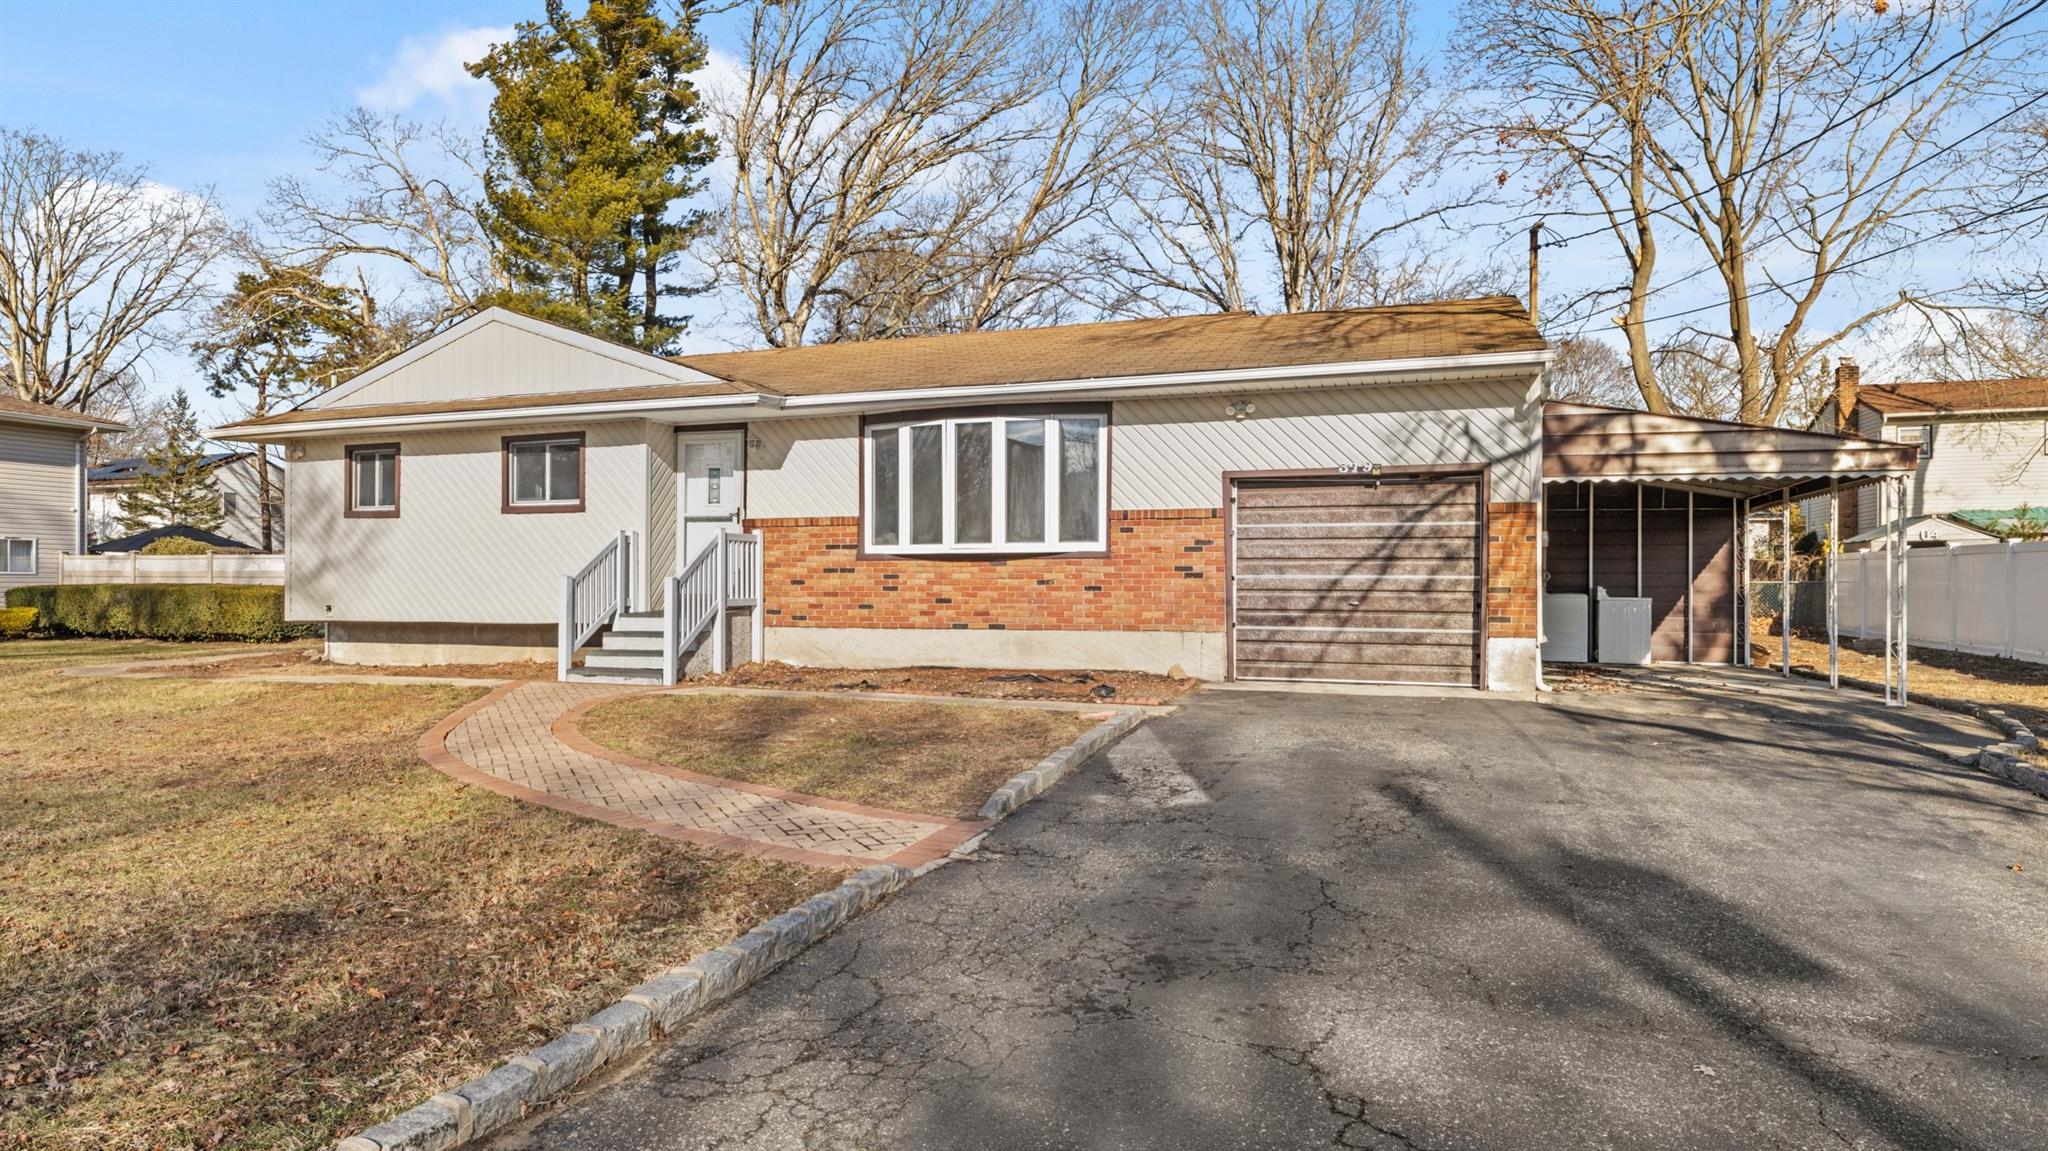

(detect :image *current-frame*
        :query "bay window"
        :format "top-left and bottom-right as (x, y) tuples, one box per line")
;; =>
(864, 410), (1106, 553)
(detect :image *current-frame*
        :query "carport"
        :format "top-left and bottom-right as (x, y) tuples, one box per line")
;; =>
(1539, 402), (1920, 700)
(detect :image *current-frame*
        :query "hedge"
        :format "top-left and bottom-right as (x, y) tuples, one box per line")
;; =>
(0, 606), (35, 639)
(3, 584), (319, 643)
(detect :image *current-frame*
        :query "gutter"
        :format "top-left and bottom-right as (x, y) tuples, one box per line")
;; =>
(210, 348), (1555, 441)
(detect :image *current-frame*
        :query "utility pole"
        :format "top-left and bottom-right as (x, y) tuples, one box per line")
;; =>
(1528, 221), (1543, 328)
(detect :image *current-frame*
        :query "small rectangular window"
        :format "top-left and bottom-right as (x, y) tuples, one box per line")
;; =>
(346, 445), (399, 517)
(871, 427), (900, 546)
(909, 423), (945, 545)
(1058, 418), (1101, 543)
(2, 538), (35, 575)
(954, 422), (992, 545)
(221, 491), (239, 517)
(1005, 420), (1047, 544)
(503, 434), (585, 513)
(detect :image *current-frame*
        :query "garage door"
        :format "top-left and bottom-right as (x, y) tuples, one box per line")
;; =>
(1230, 477), (1483, 685)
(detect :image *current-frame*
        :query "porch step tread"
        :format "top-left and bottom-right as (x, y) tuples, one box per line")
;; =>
(585, 650), (668, 670)
(600, 631), (666, 651)
(565, 666), (666, 683)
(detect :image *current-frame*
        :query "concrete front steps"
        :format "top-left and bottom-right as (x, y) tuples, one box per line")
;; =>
(565, 612), (668, 684)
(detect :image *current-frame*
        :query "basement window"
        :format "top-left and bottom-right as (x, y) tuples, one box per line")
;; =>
(864, 410), (1106, 554)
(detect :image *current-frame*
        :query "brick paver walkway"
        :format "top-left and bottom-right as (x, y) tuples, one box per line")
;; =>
(421, 682), (982, 869)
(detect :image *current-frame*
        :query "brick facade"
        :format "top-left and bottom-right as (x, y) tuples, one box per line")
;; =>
(749, 510), (1226, 632)
(751, 498), (1543, 644)
(1486, 501), (1540, 639)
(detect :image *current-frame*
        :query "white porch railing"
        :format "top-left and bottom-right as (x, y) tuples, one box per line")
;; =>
(558, 530), (633, 679)
(658, 530), (764, 685)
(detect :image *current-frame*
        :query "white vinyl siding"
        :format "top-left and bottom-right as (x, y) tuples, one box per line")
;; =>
(1112, 379), (1543, 508)
(1863, 413), (2048, 527)
(326, 314), (720, 409)
(288, 421), (654, 624)
(0, 420), (85, 590)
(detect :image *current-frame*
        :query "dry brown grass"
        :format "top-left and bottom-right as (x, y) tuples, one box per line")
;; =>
(163, 648), (557, 681)
(0, 641), (836, 1151)
(581, 693), (1099, 820)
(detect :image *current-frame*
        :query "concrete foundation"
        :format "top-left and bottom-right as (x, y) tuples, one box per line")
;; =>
(764, 626), (1227, 680)
(1486, 637), (1541, 692)
(324, 621), (556, 666)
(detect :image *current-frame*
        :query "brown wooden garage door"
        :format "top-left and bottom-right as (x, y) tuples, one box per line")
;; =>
(1230, 477), (1483, 685)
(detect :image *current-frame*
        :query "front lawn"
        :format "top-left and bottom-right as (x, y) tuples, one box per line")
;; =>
(0, 641), (835, 1151)
(580, 693), (1101, 820)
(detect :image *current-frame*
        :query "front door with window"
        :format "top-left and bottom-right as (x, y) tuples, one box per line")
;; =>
(676, 429), (744, 570)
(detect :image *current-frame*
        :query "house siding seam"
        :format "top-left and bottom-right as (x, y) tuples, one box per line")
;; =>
(747, 511), (1226, 632)
(1486, 501), (1540, 640)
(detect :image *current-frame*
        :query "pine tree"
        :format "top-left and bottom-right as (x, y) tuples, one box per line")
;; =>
(468, 0), (716, 353)
(118, 390), (225, 536)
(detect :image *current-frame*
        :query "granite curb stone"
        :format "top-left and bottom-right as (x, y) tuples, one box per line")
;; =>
(1783, 666), (2047, 800)
(338, 864), (912, 1150)
(978, 709), (1149, 820)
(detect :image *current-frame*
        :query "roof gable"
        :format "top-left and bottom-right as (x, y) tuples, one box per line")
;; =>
(314, 308), (732, 411)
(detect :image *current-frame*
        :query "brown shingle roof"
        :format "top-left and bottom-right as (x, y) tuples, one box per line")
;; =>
(0, 393), (125, 431)
(215, 379), (756, 433)
(1858, 378), (2048, 416)
(675, 296), (1545, 395)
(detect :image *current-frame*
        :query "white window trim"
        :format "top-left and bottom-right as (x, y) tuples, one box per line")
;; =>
(863, 411), (1108, 555)
(507, 435), (583, 507)
(1, 537), (37, 576)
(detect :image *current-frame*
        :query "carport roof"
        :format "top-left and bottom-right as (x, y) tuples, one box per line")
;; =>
(1542, 401), (1918, 502)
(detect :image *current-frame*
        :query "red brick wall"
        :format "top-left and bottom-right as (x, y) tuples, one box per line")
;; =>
(752, 498), (1543, 640)
(750, 510), (1225, 631)
(1487, 501), (1540, 640)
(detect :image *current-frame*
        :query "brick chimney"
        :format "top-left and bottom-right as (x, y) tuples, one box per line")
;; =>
(1833, 357), (1861, 434)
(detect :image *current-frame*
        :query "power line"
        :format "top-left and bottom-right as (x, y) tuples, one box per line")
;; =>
(1537, 0), (2047, 253)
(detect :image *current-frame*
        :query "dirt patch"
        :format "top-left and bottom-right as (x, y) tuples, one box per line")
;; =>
(165, 647), (557, 681)
(581, 693), (1099, 821)
(0, 642), (836, 1150)
(697, 661), (1199, 706)
(1755, 622), (2048, 764)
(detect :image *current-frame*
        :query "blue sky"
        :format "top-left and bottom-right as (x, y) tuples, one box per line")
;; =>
(0, 1), (2005, 427)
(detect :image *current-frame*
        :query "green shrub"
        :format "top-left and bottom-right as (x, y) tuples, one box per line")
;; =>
(3, 585), (318, 643)
(0, 606), (36, 638)
(140, 537), (214, 555)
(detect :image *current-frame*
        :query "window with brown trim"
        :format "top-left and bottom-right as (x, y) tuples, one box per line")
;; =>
(863, 408), (1106, 554)
(344, 444), (400, 518)
(502, 432), (585, 513)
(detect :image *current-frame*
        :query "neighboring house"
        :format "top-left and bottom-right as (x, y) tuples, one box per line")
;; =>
(0, 395), (125, 594)
(87, 450), (286, 551)
(1805, 361), (2048, 548)
(213, 302), (1905, 685)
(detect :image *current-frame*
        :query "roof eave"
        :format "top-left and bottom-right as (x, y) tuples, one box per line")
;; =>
(210, 392), (774, 441)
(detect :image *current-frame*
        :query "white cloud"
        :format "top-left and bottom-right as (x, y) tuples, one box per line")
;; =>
(356, 25), (512, 118)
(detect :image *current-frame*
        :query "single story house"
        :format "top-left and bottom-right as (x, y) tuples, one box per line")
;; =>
(214, 301), (1914, 687)
(88, 449), (285, 551)
(1806, 362), (2048, 547)
(0, 395), (125, 594)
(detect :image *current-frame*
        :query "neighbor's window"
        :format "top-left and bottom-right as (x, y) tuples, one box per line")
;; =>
(864, 411), (1105, 553)
(1, 538), (34, 575)
(221, 491), (239, 517)
(346, 444), (399, 517)
(1895, 424), (1933, 460)
(504, 433), (584, 512)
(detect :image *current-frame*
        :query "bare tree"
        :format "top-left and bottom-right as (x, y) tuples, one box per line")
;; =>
(1545, 335), (1639, 407)
(1462, 0), (1706, 411)
(264, 109), (503, 332)
(713, 0), (1150, 346)
(1106, 0), (1480, 315)
(0, 129), (225, 410)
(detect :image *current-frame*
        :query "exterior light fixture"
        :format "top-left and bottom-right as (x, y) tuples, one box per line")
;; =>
(1225, 399), (1258, 421)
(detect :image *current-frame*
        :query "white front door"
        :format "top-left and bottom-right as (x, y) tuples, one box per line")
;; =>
(677, 429), (745, 571)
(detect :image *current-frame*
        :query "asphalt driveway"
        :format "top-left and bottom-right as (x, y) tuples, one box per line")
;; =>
(498, 676), (2048, 1150)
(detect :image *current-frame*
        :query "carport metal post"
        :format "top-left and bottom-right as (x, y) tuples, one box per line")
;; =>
(1827, 479), (1839, 689)
(1780, 488), (1792, 677)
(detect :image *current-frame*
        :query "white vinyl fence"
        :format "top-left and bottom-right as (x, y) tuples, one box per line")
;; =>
(1833, 541), (2048, 665)
(57, 552), (285, 586)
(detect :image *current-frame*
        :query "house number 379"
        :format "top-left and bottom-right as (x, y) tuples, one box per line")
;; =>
(1335, 463), (1379, 475)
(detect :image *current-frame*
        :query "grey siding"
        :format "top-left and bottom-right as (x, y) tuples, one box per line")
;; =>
(747, 415), (861, 519)
(646, 426), (678, 604)
(0, 420), (86, 592)
(286, 420), (654, 625)
(328, 316), (715, 409)
(1113, 379), (1543, 507)
(1858, 412), (2048, 529)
